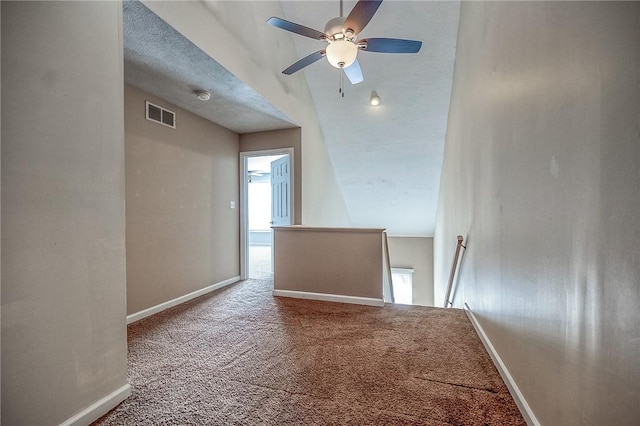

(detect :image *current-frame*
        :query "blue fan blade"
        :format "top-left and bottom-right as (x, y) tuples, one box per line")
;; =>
(343, 60), (364, 84)
(283, 50), (326, 75)
(267, 17), (327, 40)
(344, 0), (383, 36)
(360, 38), (422, 53)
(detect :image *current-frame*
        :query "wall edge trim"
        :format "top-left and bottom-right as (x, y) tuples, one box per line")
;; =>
(59, 383), (131, 426)
(127, 276), (241, 324)
(273, 289), (384, 307)
(464, 303), (540, 426)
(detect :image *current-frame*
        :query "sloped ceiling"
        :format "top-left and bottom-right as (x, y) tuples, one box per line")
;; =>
(123, 0), (460, 236)
(278, 1), (460, 236)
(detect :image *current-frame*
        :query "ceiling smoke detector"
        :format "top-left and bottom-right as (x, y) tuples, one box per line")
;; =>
(195, 90), (211, 101)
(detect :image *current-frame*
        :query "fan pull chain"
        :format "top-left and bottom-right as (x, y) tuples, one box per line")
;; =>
(339, 73), (345, 98)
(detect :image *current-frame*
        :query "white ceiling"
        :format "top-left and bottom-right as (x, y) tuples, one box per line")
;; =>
(123, 0), (460, 236)
(248, 155), (286, 175)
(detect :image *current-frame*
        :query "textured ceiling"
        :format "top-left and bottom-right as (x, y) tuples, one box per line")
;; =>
(123, 0), (297, 134)
(123, 0), (460, 236)
(279, 1), (460, 236)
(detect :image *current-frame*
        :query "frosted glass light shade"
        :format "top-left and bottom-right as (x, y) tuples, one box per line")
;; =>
(370, 91), (381, 106)
(326, 40), (357, 69)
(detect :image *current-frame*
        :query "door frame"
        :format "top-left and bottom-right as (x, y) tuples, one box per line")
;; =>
(239, 148), (295, 280)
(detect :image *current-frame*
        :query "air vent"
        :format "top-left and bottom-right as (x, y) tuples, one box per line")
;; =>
(145, 101), (176, 129)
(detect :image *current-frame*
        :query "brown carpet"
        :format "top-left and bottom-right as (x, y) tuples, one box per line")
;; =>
(94, 279), (525, 425)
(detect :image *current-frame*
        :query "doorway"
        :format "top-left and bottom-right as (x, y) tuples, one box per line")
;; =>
(240, 148), (294, 280)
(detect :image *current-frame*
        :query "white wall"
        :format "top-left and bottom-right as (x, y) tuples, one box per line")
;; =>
(387, 237), (434, 306)
(142, 1), (351, 228)
(274, 227), (383, 301)
(2, 2), (128, 424)
(435, 2), (640, 424)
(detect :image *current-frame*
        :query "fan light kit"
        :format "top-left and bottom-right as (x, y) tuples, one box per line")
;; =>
(326, 38), (358, 69)
(267, 0), (422, 85)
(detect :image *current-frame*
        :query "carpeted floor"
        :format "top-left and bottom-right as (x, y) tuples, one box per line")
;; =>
(94, 279), (525, 425)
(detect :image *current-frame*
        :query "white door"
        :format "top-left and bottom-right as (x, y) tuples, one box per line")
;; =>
(270, 156), (291, 226)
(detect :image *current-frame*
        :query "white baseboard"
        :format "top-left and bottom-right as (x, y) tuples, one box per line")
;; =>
(464, 303), (540, 426)
(127, 276), (240, 324)
(59, 383), (131, 426)
(273, 289), (385, 307)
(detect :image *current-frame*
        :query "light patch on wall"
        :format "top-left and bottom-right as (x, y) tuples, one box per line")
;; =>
(391, 268), (414, 305)
(550, 155), (559, 178)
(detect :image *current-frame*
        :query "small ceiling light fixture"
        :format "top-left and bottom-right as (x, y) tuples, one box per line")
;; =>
(195, 90), (211, 101)
(369, 91), (382, 106)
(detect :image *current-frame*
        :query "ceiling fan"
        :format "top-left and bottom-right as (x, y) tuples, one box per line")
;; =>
(267, 0), (422, 84)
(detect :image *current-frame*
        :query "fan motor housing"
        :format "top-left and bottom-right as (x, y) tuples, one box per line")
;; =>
(324, 16), (349, 39)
